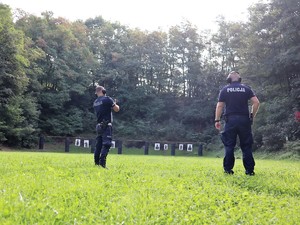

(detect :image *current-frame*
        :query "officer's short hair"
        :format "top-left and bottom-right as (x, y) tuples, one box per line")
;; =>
(95, 86), (106, 94)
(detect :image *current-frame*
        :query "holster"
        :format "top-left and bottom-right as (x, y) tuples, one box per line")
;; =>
(249, 113), (253, 125)
(96, 120), (109, 135)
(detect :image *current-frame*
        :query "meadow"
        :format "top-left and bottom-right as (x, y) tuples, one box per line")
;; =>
(0, 151), (299, 225)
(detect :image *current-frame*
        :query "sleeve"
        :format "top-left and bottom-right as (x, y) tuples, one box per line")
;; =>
(108, 97), (115, 107)
(248, 88), (255, 99)
(218, 89), (226, 102)
(93, 100), (97, 114)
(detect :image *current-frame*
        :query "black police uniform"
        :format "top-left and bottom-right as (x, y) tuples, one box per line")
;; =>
(218, 81), (256, 174)
(93, 95), (116, 168)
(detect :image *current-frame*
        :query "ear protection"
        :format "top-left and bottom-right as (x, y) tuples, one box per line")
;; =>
(95, 86), (107, 95)
(226, 77), (242, 83)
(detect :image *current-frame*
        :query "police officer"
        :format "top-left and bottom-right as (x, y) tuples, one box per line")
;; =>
(93, 86), (119, 168)
(215, 71), (260, 175)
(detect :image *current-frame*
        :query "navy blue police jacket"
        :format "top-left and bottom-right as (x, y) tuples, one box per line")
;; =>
(218, 81), (255, 116)
(93, 96), (115, 123)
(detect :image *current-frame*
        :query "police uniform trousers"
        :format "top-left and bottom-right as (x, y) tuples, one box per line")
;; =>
(94, 124), (112, 167)
(221, 115), (255, 173)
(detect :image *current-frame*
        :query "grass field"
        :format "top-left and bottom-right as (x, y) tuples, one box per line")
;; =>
(0, 151), (299, 225)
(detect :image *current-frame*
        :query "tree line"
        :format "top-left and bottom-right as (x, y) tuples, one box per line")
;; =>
(0, 0), (299, 152)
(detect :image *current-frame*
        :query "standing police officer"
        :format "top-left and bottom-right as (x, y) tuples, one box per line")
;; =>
(93, 86), (119, 168)
(215, 71), (260, 175)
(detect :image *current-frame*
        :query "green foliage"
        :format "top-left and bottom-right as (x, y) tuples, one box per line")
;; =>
(0, 4), (39, 147)
(0, 152), (299, 224)
(0, 0), (299, 153)
(14, 13), (97, 138)
(1, 96), (38, 147)
(282, 141), (300, 159)
(254, 96), (298, 151)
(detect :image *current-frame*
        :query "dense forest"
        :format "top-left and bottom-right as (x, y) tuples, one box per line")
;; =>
(0, 0), (299, 152)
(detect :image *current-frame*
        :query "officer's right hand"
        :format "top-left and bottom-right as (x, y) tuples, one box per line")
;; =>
(215, 121), (221, 130)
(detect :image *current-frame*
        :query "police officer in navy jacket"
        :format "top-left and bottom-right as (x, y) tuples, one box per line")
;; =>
(215, 71), (260, 175)
(93, 86), (119, 168)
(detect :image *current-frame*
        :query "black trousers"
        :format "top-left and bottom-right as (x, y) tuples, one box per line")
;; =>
(221, 115), (255, 172)
(94, 124), (112, 167)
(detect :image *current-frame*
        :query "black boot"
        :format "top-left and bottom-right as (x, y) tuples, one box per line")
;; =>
(245, 170), (255, 176)
(100, 156), (107, 169)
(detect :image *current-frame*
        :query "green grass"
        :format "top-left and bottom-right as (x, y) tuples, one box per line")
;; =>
(0, 152), (299, 225)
